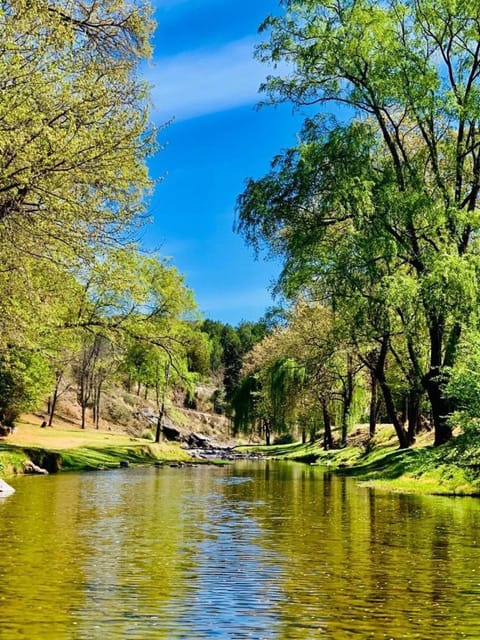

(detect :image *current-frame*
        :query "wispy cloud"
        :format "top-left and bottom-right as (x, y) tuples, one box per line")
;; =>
(145, 37), (281, 122)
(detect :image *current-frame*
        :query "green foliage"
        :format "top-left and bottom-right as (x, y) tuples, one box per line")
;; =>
(0, 348), (53, 423)
(231, 375), (262, 435)
(273, 433), (296, 445)
(0, 1), (156, 354)
(268, 357), (306, 432)
(446, 332), (480, 422)
(220, 325), (243, 400)
(237, 0), (480, 445)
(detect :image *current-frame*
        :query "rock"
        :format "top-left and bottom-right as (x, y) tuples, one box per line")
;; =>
(0, 479), (15, 495)
(23, 461), (49, 475)
(119, 460), (129, 468)
(186, 432), (211, 448)
(162, 425), (182, 441)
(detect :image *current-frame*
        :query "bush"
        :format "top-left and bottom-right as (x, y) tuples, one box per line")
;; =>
(273, 433), (296, 445)
(104, 400), (132, 426)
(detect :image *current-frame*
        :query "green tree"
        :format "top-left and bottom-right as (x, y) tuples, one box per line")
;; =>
(246, 0), (480, 445)
(0, 347), (53, 426)
(0, 1), (157, 408)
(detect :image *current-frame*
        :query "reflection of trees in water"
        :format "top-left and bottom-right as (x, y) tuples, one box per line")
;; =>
(238, 463), (480, 640)
(2, 466), (480, 639)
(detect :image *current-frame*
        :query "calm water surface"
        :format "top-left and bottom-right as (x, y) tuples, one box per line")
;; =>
(0, 461), (479, 639)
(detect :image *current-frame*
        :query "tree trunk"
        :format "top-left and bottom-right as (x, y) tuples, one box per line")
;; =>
(155, 411), (163, 444)
(95, 380), (103, 430)
(375, 335), (410, 449)
(425, 375), (452, 445)
(341, 354), (354, 447)
(322, 399), (333, 450)
(369, 372), (377, 439)
(423, 317), (453, 446)
(81, 403), (86, 430)
(48, 387), (59, 427)
(379, 380), (410, 449)
(407, 387), (422, 445)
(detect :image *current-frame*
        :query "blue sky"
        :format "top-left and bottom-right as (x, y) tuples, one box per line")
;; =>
(142, 0), (305, 325)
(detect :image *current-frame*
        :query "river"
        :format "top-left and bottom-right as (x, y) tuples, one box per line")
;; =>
(0, 461), (479, 639)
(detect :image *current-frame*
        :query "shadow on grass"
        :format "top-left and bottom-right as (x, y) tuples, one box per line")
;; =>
(337, 446), (435, 480)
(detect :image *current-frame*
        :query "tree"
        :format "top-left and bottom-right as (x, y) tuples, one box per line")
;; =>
(0, 1), (157, 412)
(0, 1), (155, 268)
(0, 347), (53, 427)
(246, 0), (480, 445)
(236, 122), (415, 448)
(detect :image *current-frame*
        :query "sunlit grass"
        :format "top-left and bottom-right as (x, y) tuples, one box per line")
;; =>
(0, 418), (195, 477)
(238, 424), (480, 495)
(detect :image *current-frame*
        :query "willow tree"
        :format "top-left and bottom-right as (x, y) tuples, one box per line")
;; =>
(240, 0), (480, 445)
(268, 357), (306, 436)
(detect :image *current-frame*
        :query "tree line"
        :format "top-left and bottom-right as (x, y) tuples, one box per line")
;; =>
(232, 0), (480, 449)
(0, 1), (212, 433)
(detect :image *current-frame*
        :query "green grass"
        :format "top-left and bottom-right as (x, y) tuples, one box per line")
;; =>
(0, 444), (30, 476)
(0, 441), (196, 476)
(0, 420), (201, 478)
(238, 425), (480, 496)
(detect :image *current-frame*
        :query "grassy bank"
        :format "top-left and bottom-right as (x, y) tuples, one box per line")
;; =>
(238, 426), (480, 496)
(0, 417), (195, 478)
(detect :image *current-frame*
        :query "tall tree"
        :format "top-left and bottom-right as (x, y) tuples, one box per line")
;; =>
(0, 1), (157, 373)
(246, 0), (480, 445)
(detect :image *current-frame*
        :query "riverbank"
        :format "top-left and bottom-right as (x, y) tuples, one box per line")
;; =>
(4, 419), (480, 496)
(238, 425), (480, 496)
(0, 418), (199, 478)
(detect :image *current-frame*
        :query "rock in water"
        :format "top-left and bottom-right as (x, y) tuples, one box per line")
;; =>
(0, 479), (15, 496)
(23, 461), (48, 475)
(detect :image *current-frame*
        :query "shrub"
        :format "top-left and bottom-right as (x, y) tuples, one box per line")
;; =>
(273, 433), (295, 445)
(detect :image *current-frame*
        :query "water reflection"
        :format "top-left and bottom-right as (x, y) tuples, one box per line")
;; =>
(0, 463), (480, 639)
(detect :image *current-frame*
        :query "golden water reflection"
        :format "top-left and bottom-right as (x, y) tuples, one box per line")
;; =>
(0, 462), (479, 639)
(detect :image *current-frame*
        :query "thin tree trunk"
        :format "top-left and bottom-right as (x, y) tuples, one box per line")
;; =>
(155, 362), (170, 444)
(95, 380), (103, 430)
(48, 388), (58, 427)
(322, 399), (333, 450)
(375, 335), (410, 449)
(341, 354), (354, 447)
(379, 380), (409, 449)
(423, 318), (453, 446)
(369, 372), (377, 439)
(407, 387), (422, 444)
(155, 411), (163, 443)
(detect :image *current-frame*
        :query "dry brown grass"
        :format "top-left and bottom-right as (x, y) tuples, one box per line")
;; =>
(7, 413), (142, 450)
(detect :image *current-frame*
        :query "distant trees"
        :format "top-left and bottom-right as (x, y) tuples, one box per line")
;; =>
(232, 302), (365, 446)
(199, 319), (268, 410)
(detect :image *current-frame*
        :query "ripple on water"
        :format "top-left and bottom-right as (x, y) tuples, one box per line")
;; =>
(1, 465), (480, 639)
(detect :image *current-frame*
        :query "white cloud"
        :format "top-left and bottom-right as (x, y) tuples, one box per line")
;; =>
(145, 37), (280, 122)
